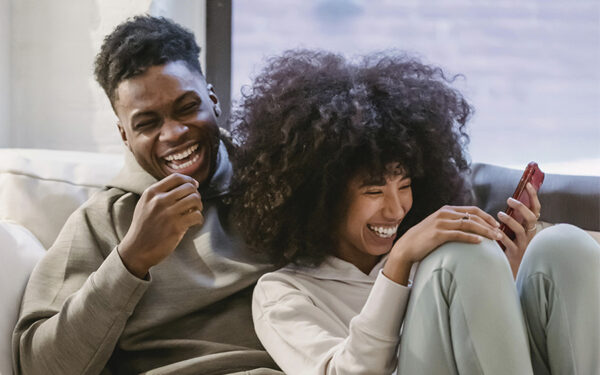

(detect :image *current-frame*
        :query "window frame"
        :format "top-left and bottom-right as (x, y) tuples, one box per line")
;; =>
(205, 0), (232, 129)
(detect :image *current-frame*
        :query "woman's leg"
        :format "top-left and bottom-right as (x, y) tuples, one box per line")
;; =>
(517, 224), (600, 375)
(397, 238), (533, 375)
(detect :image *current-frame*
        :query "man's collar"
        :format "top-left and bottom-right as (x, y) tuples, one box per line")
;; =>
(107, 140), (232, 199)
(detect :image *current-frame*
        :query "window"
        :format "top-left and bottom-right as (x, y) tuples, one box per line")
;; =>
(229, 0), (600, 175)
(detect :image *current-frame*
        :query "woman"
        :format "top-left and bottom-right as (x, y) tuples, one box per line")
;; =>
(230, 50), (599, 374)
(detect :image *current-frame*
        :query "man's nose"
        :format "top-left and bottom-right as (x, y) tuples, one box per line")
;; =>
(159, 119), (188, 142)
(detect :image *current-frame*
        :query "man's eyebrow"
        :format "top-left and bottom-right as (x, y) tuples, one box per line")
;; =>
(130, 110), (158, 123)
(174, 91), (201, 106)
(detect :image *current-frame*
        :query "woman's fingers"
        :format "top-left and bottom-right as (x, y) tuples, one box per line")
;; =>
(445, 230), (483, 244)
(448, 205), (500, 229)
(506, 197), (537, 235)
(525, 182), (542, 219)
(441, 217), (502, 241)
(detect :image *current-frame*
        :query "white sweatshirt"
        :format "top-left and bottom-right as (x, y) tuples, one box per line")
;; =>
(252, 255), (411, 375)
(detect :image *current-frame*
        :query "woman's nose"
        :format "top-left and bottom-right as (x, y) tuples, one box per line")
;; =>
(383, 193), (405, 219)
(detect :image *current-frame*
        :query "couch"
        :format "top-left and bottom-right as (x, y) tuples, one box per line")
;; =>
(1, 148), (599, 374)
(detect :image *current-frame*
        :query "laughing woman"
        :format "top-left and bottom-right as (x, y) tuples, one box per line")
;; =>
(230, 50), (600, 374)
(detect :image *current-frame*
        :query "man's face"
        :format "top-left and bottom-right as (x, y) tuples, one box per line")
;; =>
(114, 61), (221, 185)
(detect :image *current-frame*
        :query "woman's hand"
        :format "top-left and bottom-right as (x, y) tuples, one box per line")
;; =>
(497, 182), (542, 278)
(383, 205), (502, 285)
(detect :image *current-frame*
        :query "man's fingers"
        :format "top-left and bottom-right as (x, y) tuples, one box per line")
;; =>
(166, 182), (201, 203)
(171, 193), (203, 215)
(150, 173), (199, 194)
(182, 210), (204, 228)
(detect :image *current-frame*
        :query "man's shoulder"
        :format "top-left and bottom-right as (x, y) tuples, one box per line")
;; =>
(79, 186), (136, 212)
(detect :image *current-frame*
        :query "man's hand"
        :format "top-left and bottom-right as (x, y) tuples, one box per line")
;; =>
(118, 173), (204, 278)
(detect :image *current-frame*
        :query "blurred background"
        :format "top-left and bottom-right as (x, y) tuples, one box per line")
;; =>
(1, 0), (599, 175)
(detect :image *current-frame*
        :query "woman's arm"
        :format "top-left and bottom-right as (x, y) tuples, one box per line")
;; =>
(253, 271), (410, 375)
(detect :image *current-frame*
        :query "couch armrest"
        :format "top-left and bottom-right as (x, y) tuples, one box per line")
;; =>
(0, 221), (45, 375)
(471, 163), (600, 232)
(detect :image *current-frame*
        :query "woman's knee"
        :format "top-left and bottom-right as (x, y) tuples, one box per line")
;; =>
(523, 224), (600, 270)
(418, 238), (511, 281)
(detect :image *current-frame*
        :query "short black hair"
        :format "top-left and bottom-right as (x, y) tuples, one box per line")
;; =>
(230, 49), (474, 267)
(94, 15), (203, 107)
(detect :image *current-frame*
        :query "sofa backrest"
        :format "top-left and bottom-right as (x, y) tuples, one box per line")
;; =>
(0, 149), (123, 249)
(471, 163), (600, 233)
(1, 148), (598, 249)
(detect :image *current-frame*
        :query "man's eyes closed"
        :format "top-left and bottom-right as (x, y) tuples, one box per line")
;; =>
(178, 101), (200, 115)
(135, 118), (160, 130)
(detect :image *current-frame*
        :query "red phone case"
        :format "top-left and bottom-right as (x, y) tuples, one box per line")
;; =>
(497, 162), (544, 250)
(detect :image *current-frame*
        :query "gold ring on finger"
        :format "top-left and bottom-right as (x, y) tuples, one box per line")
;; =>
(461, 212), (470, 221)
(526, 224), (536, 232)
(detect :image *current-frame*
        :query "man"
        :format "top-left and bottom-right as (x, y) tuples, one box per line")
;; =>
(12, 15), (280, 375)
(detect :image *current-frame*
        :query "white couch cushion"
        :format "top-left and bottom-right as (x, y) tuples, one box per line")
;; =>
(0, 221), (46, 375)
(0, 148), (123, 248)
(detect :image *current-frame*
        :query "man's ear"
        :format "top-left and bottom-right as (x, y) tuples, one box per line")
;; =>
(116, 122), (130, 148)
(206, 83), (221, 118)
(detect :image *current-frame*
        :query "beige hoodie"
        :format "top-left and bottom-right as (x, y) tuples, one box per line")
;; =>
(12, 141), (280, 375)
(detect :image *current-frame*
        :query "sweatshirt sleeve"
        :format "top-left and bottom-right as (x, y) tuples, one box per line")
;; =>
(252, 270), (410, 375)
(12, 206), (150, 375)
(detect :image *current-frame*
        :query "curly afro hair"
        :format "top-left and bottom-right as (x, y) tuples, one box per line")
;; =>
(94, 15), (203, 107)
(230, 49), (474, 267)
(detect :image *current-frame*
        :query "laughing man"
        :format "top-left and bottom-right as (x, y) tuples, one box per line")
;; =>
(13, 15), (280, 375)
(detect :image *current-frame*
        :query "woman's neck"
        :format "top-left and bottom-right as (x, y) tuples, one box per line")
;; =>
(335, 251), (381, 275)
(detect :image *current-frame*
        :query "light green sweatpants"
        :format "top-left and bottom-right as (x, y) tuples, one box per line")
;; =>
(517, 224), (600, 375)
(397, 224), (599, 374)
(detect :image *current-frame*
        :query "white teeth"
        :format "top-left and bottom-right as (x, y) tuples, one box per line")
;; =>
(168, 153), (200, 170)
(164, 144), (199, 161)
(367, 224), (398, 238)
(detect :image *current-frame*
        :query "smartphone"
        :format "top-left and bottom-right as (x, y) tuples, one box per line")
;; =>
(497, 161), (545, 250)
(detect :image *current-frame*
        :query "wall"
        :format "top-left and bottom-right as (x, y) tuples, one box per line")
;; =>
(232, 0), (600, 174)
(4, 0), (205, 153)
(0, 0), (9, 147)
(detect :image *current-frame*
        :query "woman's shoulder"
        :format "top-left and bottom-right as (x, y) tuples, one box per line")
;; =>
(253, 262), (333, 306)
(254, 256), (368, 306)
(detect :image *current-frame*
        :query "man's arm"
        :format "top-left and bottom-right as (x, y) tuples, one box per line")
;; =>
(12, 174), (203, 375)
(12, 208), (150, 375)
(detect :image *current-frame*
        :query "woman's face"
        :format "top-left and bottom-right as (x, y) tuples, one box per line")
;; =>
(335, 164), (413, 272)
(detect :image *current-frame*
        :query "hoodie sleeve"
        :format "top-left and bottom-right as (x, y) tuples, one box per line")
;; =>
(12, 193), (150, 375)
(252, 270), (410, 375)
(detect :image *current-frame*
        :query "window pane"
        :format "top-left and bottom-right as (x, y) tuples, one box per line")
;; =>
(232, 0), (600, 175)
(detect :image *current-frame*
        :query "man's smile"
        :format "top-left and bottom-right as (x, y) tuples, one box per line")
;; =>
(163, 143), (200, 169)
